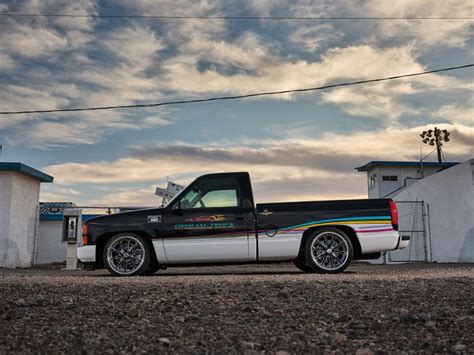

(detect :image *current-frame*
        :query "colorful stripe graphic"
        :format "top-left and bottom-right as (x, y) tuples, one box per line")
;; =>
(279, 216), (392, 232)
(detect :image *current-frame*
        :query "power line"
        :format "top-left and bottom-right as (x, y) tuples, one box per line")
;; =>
(0, 64), (472, 115)
(0, 13), (472, 20)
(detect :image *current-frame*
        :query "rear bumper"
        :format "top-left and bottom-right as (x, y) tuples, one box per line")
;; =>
(77, 245), (96, 263)
(396, 235), (410, 250)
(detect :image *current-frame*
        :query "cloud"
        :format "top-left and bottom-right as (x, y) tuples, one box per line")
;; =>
(104, 25), (164, 69)
(143, 116), (174, 127)
(0, 53), (15, 71)
(44, 122), (474, 185)
(43, 122), (473, 204)
(89, 186), (161, 205)
(435, 98), (474, 125)
(359, 0), (473, 49)
(1, 26), (67, 57)
(40, 186), (81, 202)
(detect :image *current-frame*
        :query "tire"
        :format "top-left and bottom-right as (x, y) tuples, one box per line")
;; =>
(293, 258), (314, 273)
(304, 227), (353, 274)
(103, 233), (151, 276)
(143, 263), (160, 275)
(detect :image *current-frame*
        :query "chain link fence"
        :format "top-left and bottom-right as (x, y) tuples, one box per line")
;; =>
(35, 202), (429, 265)
(388, 201), (428, 262)
(34, 204), (155, 265)
(370, 201), (429, 264)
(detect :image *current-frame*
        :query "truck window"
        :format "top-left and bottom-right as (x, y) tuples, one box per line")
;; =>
(177, 176), (240, 209)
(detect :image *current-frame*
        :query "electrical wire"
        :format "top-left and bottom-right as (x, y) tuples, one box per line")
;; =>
(0, 64), (472, 115)
(0, 13), (472, 20)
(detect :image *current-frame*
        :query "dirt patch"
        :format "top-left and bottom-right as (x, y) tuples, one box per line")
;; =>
(1, 263), (473, 353)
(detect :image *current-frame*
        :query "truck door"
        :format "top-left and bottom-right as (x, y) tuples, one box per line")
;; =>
(162, 175), (254, 263)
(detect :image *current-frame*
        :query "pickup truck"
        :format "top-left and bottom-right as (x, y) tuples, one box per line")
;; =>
(78, 172), (409, 276)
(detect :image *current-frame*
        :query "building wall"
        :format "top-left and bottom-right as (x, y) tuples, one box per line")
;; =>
(367, 166), (448, 198)
(0, 173), (14, 266)
(393, 159), (474, 263)
(0, 172), (40, 267)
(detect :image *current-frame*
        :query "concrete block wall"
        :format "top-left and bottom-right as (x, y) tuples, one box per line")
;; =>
(0, 172), (41, 267)
(393, 159), (474, 263)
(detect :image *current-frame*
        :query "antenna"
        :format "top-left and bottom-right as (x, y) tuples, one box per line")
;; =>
(0, 144), (3, 160)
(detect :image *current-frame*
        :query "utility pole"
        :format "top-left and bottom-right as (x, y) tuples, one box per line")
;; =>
(420, 127), (450, 162)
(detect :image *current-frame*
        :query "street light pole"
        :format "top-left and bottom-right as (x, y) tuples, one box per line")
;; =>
(434, 129), (442, 163)
(420, 127), (450, 163)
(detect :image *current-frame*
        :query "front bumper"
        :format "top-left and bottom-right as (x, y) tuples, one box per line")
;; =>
(77, 245), (96, 263)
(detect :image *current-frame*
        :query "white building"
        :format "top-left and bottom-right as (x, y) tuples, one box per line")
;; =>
(0, 162), (53, 267)
(356, 161), (459, 198)
(357, 159), (473, 263)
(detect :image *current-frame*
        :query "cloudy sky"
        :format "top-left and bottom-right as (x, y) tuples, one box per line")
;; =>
(0, 0), (472, 205)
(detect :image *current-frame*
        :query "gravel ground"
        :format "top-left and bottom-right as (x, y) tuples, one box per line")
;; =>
(0, 263), (473, 354)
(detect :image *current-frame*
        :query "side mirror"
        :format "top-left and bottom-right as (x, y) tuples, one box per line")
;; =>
(172, 203), (183, 215)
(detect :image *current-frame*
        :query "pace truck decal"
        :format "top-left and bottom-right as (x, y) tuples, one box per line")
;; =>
(174, 222), (236, 230)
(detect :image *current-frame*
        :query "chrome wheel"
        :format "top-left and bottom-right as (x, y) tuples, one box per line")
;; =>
(310, 231), (349, 271)
(106, 236), (145, 275)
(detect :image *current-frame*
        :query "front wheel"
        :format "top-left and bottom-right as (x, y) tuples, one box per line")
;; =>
(304, 227), (353, 274)
(103, 233), (151, 276)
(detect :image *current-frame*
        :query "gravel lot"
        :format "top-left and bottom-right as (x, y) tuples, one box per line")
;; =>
(1, 263), (473, 354)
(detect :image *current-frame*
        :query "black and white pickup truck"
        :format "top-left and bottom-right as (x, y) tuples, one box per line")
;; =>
(78, 172), (409, 276)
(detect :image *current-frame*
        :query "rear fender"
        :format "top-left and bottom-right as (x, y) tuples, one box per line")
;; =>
(297, 225), (362, 260)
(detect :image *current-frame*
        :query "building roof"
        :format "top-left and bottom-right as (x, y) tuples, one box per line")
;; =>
(0, 162), (54, 182)
(355, 161), (459, 172)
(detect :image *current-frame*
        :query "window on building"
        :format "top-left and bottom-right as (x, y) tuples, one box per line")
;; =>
(382, 175), (398, 182)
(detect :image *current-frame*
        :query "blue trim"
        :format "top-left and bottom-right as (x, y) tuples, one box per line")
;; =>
(0, 162), (53, 182)
(40, 214), (100, 221)
(281, 216), (391, 230)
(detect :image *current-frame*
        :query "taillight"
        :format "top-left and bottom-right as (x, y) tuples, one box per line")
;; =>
(82, 225), (89, 245)
(389, 199), (399, 231)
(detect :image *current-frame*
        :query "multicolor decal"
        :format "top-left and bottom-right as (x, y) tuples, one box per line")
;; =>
(185, 215), (227, 222)
(279, 216), (390, 230)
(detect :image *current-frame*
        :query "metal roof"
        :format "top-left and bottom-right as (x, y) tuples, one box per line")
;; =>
(355, 161), (459, 172)
(0, 162), (54, 182)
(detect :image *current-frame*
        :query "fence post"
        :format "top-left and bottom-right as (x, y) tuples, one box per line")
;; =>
(425, 203), (433, 262)
(32, 204), (40, 266)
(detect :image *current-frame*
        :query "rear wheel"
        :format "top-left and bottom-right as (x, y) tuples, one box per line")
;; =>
(103, 233), (150, 276)
(293, 258), (314, 272)
(304, 227), (353, 274)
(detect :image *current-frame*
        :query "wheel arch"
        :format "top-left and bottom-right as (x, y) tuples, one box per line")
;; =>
(94, 230), (158, 268)
(297, 225), (362, 260)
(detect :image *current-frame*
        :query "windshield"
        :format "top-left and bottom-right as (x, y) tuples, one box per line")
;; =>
(163, 179), (194, 208)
